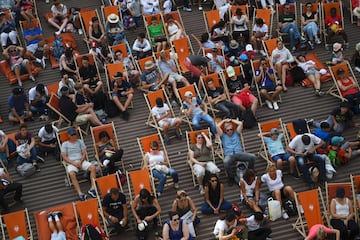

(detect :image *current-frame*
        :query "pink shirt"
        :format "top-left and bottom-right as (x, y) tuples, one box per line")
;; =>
(307, 224), (333, 239)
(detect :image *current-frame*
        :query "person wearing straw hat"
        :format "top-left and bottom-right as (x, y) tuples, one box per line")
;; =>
(106, 13), (127, 46)
(140, 60), (167, 91)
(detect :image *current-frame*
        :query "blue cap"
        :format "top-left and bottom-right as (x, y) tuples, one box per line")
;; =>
(240, 54), (248, 62)
(67, 127), (76, 135)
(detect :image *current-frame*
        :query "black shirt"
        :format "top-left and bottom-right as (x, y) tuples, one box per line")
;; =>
(102, 192), (126, 218)
(331, 107), (353, 123)
(226, 76), (244, 93)
(79, 65), (98, 85)
(279, 13), (296, 23)
(59, 95), (78, 122)
(188, 55), (208, 66)
(207, 87), (224, 99)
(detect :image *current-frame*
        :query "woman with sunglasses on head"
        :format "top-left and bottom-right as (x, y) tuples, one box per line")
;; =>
(131, 188), (162, 240)
(96, 130), (123, 175)
(189, 132), (220, 195)
(143, 140), (179, 197)
(171, 190), (200, 238)
(163, 211), (192, 240)
(201, 174), (232, 215)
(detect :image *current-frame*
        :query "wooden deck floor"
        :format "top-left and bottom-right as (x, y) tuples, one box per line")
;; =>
(0, 0), (360, 239)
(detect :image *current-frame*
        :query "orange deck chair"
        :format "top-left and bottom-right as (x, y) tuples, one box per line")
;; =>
(172, 37), (194, 74)
(327, 61), (358, 101)
(126, 169), (157, 202)
(74, 198), (108, 237)
(143, 14), (164, 49)
(90, 122), (125, 172)
(321, 2), (344, 47)
(34, 203), (78, 240)
(105, 62), (125, 98)
(80, 9), (99, 47)
(109, 43), (131, 61)
(46, 82), (59, 96)
(7, 131), (18, 159)
(176, 84), (202, 129)
(276, 3), (297, 39)
(94, 173), (124, 201)
(47, 94), (71, 128)
(161, 10), (186, 39)
(292, 188), (329, 238)
(229, 5), (249, 34)
(325, 182), (353, 217)
(186, 128), (216, 186)
(262, 37), (278, 58)
(300, 3), (321, 39)
(253, 8), (273, 38)
(301, 52), (331, 87)
(101, 5), (121, 24)
(350, 174), (360, 223)
(258, 118), (284, 165)
(203, 10), (221, 33)
(45, 33), (78, 69)
(144, 88), (175, 131)
(1, 209), (33, 240)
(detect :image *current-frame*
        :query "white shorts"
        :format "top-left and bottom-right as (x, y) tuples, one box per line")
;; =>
(66, 161), (92, 173)
(51, 231), (66, 240)
(193, 161), (220, 177)
(158, 118), (176, 128)
(27, 43), (38, 54)
(75, 114), (88, 124)
(168, 73), (183, 83)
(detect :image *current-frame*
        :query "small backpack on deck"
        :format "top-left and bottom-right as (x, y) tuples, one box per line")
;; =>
(81, 223), (106, 240)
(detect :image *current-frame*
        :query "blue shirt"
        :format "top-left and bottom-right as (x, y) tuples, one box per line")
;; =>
(221, 131), (243, 156)
(255, 68), (274, 87)
(312, 128), (331, 143)
(23, 27), (42, 45)
(8, 94), (28, 114)
(263, 133), (285, 157)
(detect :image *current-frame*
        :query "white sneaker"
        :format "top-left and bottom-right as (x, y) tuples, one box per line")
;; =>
(265, 100), (273, 109)
(355, 67), (360, 73)
(183, 7), (192, 12)
(198, 6), (203, 10)
(259, 50), (266, 56)
(273, 102), (279, 110)
(199, 185), (205, 195)
(103, 159), (110, 167)
(18, 80), (22, 87)
(174, 183), (179, 189)
(45, 0), (49, 3)
(298, 204), (304, 214)
(35, 58), (42, 63)
(55, 31), (61, 35)
(78, 28), (83, 35)
(315, 38), (321, 45)
(282, 210), (289, 220)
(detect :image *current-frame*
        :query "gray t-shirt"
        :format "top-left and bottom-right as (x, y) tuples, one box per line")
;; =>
(61, 139), (86, 162)
(158, 59), (176, 75)
(183, 97), (203, 118)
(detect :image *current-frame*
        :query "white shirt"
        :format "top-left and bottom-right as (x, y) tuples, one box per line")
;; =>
(240, 177), (257, 200)
(246, 215), (260, 231)
(163, 0), (172, 14)
(89, 48), (102, 57)
(151, 103), (170, 120)
(58, 78), (76, 96)
(141, 0), (159, 15)
(38, 125), (59, 142)
(252, 24), (268, 35)
(213, 219), (237, 235)
(261, 169), (284, 192)
(132, 39), (152, 52)
(51, 4), (68, 17)
(298, 60), (315, 72)
(271, 47), (294, 65)
(28, 86), (49, 104)
(288, 134), (322, 153)
(0, 130), (5, 145)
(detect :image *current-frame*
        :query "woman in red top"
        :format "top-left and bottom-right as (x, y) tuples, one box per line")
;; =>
(336, 68), (360, 112)
(305, 224), (340, 240)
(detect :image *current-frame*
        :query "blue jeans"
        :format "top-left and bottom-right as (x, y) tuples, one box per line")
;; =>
(296, 154), (325, 184)
(281, 23), (302, 48)
(201, 199), (232, 214)
(192, 113), (217, 136)
(151, 168), (179, 193)
(303, 22), (319, 42)
(214, 101), (240, 119)
(30, 104), (47, 115)
(224, 152), (256, 178)
(16, 147), (37, 165)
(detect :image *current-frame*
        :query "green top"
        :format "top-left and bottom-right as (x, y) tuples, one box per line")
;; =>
(148, 24), (164, 45)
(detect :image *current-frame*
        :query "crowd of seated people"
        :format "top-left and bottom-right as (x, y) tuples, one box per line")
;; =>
(2, 0), (360, 239)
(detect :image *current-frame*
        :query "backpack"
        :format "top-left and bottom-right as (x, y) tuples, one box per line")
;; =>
(16, 163), (36, 177)
(123, 15), (136, 30)
(242, 109), (257, 129)
(104, 100), (119, 118)
(171, 0), (177, 11)
(283, 199), (298, 217)
(81, 223), (106, 240)
(289, 66), (306, 83)
(292, 119), (307, 134)
(52, 36), (65, 61)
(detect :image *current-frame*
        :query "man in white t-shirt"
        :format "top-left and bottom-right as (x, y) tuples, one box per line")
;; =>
(151, 97), (182, 145)
(213, 212), (239, 239)
(244, 212), (272, 239)
(38, 124), (59, 160)
(28, 83), (49, 120)
(0, 130), (9, 167)
(287, 133), (326, 188)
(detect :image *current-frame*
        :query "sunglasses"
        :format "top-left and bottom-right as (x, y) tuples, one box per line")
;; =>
(226, 128), (233, 132)
(172, 218), (179, 222)
(306, 6), (312, 8)
(285, 7), (290, 10)
(151, 147), (158, 150)
(115, 54), (121, 57)
(210, 179), (218, 182)
(261, 63), (267, 66)
(197, 136), (204, 139)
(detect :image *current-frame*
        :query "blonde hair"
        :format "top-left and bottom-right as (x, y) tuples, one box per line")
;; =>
(266, 164), (276, 172)
(317, 227), (326, 239)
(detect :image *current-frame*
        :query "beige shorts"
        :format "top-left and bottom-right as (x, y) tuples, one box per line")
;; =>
(158, 118), (176, 128)
(193, 161), (220, 177)
(75, 114), (88, 124)
(66, 161), (92, 173)
(168, 73), (183, 83)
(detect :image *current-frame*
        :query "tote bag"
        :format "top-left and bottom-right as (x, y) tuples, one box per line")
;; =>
(268, 197), (281, 221)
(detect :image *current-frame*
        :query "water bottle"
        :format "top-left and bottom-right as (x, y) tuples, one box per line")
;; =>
(64, 177), (70, 188)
